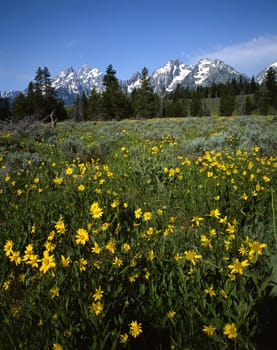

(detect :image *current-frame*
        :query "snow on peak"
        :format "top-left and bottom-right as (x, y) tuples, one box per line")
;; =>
(256, 61), (277, 84)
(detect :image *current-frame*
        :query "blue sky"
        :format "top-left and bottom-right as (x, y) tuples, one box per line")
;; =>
(1, 0), (277, 92)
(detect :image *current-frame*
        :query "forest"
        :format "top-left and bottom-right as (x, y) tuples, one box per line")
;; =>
(0, 64), (277, 123)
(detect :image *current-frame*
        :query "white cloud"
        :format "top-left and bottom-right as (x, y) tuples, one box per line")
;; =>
(191, 36), (277, 76)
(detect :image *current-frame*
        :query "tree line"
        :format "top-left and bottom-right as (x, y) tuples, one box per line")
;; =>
(0, 67), (67, 122)
(1, 65), (277, 122)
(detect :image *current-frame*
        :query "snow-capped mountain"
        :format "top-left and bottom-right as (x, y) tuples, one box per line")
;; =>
(3, 59), (276, 105)
(122, 71), (142, 94)
(255, 61), (277, 84)
(184, 58), (242, 87)
(51, 65), (104, 104)
(150, 59), (193, 93)
(123, 58), (242, 94)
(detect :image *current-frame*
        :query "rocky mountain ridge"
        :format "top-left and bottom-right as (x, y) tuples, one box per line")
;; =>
(2, 59), (277, 105)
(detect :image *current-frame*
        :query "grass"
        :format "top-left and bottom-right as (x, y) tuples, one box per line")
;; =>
(0, 115), (276, 349)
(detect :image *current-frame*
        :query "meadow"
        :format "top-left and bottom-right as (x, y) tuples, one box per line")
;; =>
(0, 115), (276, 349)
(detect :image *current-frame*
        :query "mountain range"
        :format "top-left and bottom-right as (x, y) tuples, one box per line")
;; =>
(2, 58), (277, 105)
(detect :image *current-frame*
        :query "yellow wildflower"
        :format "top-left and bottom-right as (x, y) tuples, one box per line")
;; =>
(44, 241), (56, 252)
(210, 209), (221, 219)
(205, 286), (216, 297)
(135, 208), (143, 219)
(248, 240), (267, 260)
(90, 202), (103, 219)
(228, 258), (249, 275)
(144, 269), (150, 280)
(143, 211), (152, 221)
(238, 244), (247, 256)
(89, 301), (103, 316)
(66, 167), (73, 175)
(4, 240), (14, 256)
(105, 240), (116, 254)
(40, 250), (56, 273)
(61, 255), (71, 267)
(200, 235), (212, 249)
(113, 256), (123, 267)
(191, 216), (204, 227)
(50, 287), (60, 298)
(55, 218), (66, 234)
(262, 175), (271, 182)
(122, 243), (131, 252)
(167, 310), (176, 319)
(26, 254), (40, 268)
(52, 343), (63, 350)
(223, 323), (237, 339)
(3, 280), (11, 291)
(92, 286), (104, 301)
(91, 242), (102, 254)
(129, 320), (142, 338)
(78, 184), (85, 191)
(101, 222), (109, 231)
(53, 177), (63, 185)
(78, 258), (88, 272)
(129, 273), (139, 283)
(23, 244), (34, 261)
(120, 333), (129, 344)
(9, 250), (21, 266)
(75, 228), (89, 245)
(148, 250), (155, 261)
(219, 216), (228, 225)
(184, 250), (202, 265)
(203, 325), (216, 336)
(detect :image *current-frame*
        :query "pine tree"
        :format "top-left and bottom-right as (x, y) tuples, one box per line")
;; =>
(102, 64), (127, 120)
(0, 96), (10, 120)
(87, 87), (102, 120)
(31, 67), (67, 120)
(26, 81), (36, 115)
(264, 66), (277, 109)
(190, 91), (203, 117)
(244, 95), (254, 115)
(71, 93), (88, 121)
(219, 85), (236, 116)
(11, 93), (28, 120)
(32, 66), (61, 117)
(131, 67), (158, 118)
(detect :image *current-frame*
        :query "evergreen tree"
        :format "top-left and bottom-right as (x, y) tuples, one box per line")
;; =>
(131, 67), (158, 118)
(31, 67), (65, 119)
(71, 93), (88, 121)
(264, 66), (277, 109)
(26, 82), (36, 116)
(250, 76), (259, 94)
(190, 91), (203, 117)
(102, 64), (127, 120)
(244, 95), (254, 115)
(87, 87), (102, 120)
(219, 85), (236, 116)
(0, 96), (10, 120)
(11, 93), (28, 120)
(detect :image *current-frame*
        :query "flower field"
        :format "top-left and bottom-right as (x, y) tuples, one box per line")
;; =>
(0, 115), (276, 349)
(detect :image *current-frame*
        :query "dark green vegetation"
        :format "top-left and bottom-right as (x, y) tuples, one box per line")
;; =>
(1, 65), (277, 123)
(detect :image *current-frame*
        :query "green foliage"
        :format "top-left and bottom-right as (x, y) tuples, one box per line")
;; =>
(131, 67), (159, 118)
(101, 64), (128, 120)
(9, 67), (68, 122)
(0, 95), (10, 120)
(219, 85), (236, 116)
(0, 116), (276, 349)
